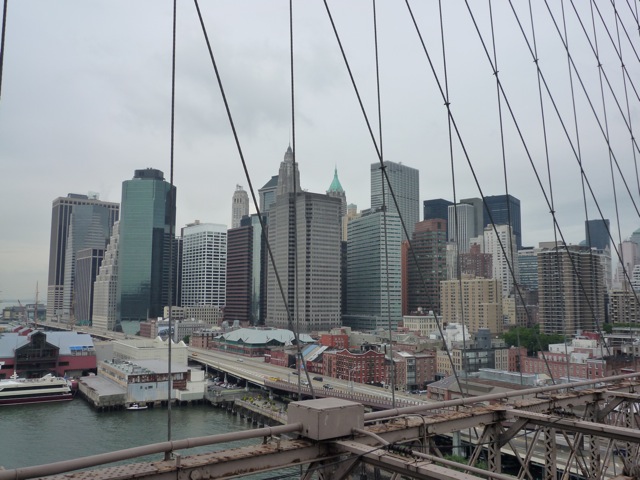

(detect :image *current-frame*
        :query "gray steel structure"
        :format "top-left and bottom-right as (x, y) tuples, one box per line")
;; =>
(6, 372), (640, 480)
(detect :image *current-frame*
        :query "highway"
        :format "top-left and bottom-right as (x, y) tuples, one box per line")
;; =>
(188, 346), (430, 406)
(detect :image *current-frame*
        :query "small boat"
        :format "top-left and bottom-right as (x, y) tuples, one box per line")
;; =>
(126, 403), (148, 410)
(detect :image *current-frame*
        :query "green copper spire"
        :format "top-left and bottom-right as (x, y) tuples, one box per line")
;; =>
(327, 166), (344, 193)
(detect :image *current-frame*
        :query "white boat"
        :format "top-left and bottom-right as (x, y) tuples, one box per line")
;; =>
(126, 403), (148, 410)
(0, 372), (73, 406)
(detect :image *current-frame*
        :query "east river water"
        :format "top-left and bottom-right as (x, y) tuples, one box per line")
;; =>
(0, 398), (295, 477)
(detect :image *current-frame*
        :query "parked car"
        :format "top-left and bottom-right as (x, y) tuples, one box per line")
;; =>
(313, 376), (323, 382)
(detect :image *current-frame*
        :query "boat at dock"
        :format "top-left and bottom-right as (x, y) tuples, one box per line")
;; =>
(126, 403), (148, 410)
(0, 373), (73, 406)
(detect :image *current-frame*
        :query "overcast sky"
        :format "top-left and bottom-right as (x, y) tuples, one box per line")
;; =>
(1, 1), (639, 302)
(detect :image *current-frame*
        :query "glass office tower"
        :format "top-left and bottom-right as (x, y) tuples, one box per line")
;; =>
(117, 169), (176, 323)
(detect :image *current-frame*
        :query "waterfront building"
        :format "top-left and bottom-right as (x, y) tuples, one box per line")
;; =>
(181, 221), (227, 308)
(343, 210), (402, 331)
(161, 305), (223, 324)
(47, 193), (119, 322)
(423, 198), (452, 222)
(484, 224), (519, 297)
(371, 161), (419, 240)
(231, 185), (250, 229)
(405, 219), (447, 315)
(0, 330), (96, 379)
(482, 194), (522, 250)
(117, 168), (176, 323)
(538, 245), (605, 335)
(92, 222), (120, 331)
(447, 203), (475, 254)
(585, 219), (610, 251)
(440, 276), (503, 334)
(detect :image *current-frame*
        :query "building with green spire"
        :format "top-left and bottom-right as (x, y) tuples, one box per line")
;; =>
(327, 166), (346, 217)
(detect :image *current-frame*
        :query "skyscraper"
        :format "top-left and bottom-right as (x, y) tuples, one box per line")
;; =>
(181, 221), (227, 308)
(344, 210), (402, 331)
(484, 224), (519, 297)
(75, 247), (104, 325)
(92, 222), (120, 331)
(231, 185), (250, 229)
(117, 168), (176, 323)
(483, 195), (522, 250)
(423, 198), (452, 222)
(406, 219), (447, 315)
(226, 214), (266, 326)
(258, 175), (278, 214)
(265, 147), (342, 333)
(447, 203), (475, 254)
(47, 193), (119, 322)
(538, 245), (605, 335)
(371, 161), (419, 240)
(326, 167), (347, 218)
(585, 219), (610, 251)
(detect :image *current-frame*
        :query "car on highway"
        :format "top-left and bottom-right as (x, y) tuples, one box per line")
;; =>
(313, 376), (323, 382)
(323, 384), (333, 389)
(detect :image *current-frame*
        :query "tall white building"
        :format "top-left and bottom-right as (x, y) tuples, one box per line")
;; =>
(181, 221), (227, 307)
(484, 224), (518, 297)
(231, 185), (249, 229)
(92, 222), (120, 331)
(447, 203), (475, 254)
(370, 161), (419, 241)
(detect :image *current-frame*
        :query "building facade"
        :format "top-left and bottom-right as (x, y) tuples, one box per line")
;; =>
(266, 191), (342, 333)
(482, 194), (522, 250)
(343, 210), (402, 331)
(181, 221), (227, 308)
(117, 169), (176, 323)
(440, 276), (503, 334)
(447, 203), (476, 255)
(92, 222), (120, 331)
(484, 224), (519, 297)
(370, 161), (419, 240)
(231, 185), (249, 229)
(47, 193), (119, 322)
(538, 245), (605, 335)
(406, 219), (447, 315)
(423, 198), (452, 222)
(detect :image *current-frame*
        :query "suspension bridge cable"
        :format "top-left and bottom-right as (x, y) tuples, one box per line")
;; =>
(191, 1), (305, 387)
(320, 0), (465, 391)
(371, 0), (395, 407)
(166, 0), (177, 448)
(0, 0), (7, 102)
(543, 0), (640, 327)
(611, 0), (640, 199)
(288, 0), (314, 401)
(404, 0), (557, 382)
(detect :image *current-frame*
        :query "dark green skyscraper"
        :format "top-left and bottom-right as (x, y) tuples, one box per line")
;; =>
(117, 169), (176, 323)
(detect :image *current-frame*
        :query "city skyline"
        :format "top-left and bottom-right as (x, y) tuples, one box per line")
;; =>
(2, 1), (640, 300)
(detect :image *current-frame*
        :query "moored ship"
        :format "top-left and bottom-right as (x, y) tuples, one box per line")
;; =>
(0, 373), (73, 406)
